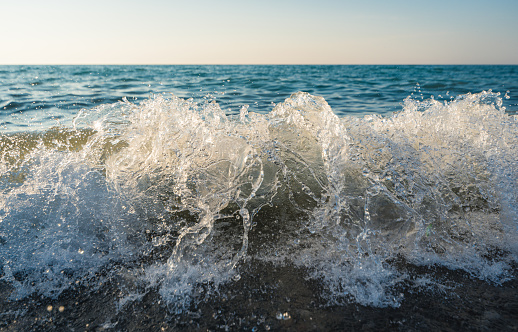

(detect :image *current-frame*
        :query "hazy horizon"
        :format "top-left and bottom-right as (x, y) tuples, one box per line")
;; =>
(1, 0), (517, 65)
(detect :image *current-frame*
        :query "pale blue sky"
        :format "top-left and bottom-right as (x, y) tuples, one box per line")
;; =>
(1, 0), (517, 64)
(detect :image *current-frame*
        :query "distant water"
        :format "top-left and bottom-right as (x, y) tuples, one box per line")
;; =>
(1, 65), (517, 330)
(2, 65), (517, 132)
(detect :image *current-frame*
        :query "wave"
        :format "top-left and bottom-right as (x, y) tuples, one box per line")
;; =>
(0, 91), (517, 310)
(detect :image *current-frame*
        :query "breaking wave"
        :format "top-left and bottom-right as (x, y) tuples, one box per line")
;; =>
(1, 91), (517, 311)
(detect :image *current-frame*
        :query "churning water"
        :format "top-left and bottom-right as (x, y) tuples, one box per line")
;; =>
(1, 65), (517, 330)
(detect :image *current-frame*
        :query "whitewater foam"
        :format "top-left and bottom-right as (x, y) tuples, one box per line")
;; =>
(0, 91), (516, 310)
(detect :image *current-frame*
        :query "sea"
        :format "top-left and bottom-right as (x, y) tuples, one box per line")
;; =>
(0, 65), (517, 331)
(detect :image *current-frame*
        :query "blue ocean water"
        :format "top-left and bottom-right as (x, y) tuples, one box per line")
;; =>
(1, 65), (517, 132)
(0, 65), (517, 330)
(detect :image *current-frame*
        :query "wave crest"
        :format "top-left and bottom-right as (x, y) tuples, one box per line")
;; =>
(1, 91), (516, 309)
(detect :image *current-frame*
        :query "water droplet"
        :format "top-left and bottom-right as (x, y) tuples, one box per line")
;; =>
(276, 311), (291, 320)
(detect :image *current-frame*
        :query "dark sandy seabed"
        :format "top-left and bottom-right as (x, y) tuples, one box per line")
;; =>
(1, 260), (516, 331)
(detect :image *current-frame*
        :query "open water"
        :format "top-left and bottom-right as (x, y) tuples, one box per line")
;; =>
(0, 65), (517, 330)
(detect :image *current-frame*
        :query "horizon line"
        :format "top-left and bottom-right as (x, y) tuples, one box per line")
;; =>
(1, 63), (517, 66)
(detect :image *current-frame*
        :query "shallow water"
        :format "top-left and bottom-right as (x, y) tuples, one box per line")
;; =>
(0, 65), (517, 330)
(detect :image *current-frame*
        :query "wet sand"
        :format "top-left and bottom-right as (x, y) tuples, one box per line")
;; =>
(1, 260), (516, 331)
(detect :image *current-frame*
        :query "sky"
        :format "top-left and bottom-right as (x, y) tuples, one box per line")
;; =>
(1, 0), (517, 65)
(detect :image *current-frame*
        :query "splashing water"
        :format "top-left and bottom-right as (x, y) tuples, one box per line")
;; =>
(1, 91), (517, 314)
